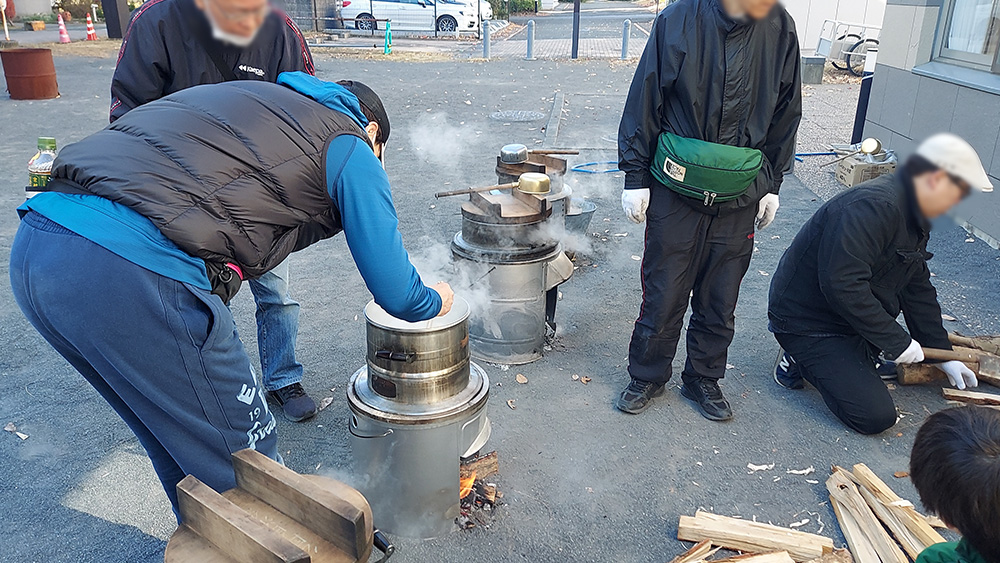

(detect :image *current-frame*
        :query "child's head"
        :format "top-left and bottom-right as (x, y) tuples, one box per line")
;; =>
(911, 406), (1000, 562)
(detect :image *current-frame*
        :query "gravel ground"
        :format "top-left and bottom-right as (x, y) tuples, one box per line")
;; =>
(1, 51), (995, 562)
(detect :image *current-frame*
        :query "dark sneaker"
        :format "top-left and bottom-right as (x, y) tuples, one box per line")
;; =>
(680, 377), (733, 422)
(774, 349), (805, 390)
(615, 378), (666, 414)
(267, 383), (318, 422)
(875, 360), (898, 381)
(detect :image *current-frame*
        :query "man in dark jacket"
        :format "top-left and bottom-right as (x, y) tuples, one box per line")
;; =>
(615, 0), (801, 420)
(110, 0), (319, 421)
(768, 133), (992, 434)
(10, 74), (454, 517)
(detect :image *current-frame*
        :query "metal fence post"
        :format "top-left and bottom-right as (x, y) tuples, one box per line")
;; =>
(621, 19), (631, 60)
(526, 20), (535, 60)
(483, 19), (491, 59)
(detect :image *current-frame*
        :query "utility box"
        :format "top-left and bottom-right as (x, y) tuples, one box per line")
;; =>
(836, 154), (897, 187)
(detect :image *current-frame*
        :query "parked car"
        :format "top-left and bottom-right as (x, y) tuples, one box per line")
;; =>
(341, 0), (479, 32)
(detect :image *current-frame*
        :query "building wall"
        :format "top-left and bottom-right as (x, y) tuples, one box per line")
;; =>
(863, 0), (1000, 247)
(14, 0), (53, 18)
(783, 0), (886, 52)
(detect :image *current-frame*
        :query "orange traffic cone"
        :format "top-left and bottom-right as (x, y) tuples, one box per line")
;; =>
(85, 13), (98, 41)
(57, 13), (71, 43)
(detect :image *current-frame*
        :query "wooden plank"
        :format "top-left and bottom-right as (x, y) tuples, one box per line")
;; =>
(897, 362), (977, 386)
(175, 476), (309, 563)
(830, 496), (880, 563)
(712, 552), (796, 563)
(460, 451), (499, 481)
(826, 469), (908, 563)
(232, 449), (372, 562)
(804, 548), (854, 563)
(851, 464), (946, 547)
(677, 511), (834, 562)
(941, 388), (1000, 406)
(667, 540), (716, 563)
(857, 483), (925, 559)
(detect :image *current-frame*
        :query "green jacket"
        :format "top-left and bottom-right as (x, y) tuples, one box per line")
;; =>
(917, 540), (988, 563)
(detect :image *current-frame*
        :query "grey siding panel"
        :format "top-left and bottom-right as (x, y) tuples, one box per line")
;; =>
(867, 66), (890, 124)
(864, 120), (895, 143)
(950, 87), (1000, 174)
(909, 75), (958, 141)
(954, 186), (1000, 246)
(879, 66), (920, 137)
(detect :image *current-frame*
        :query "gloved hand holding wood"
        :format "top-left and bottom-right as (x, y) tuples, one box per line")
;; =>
(936, 360), (978, 390)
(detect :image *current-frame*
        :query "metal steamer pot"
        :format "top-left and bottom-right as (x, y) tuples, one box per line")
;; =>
(347, 297), (491, 539)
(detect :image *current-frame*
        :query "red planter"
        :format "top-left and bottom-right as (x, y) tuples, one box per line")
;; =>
(0, 48), (59, 100)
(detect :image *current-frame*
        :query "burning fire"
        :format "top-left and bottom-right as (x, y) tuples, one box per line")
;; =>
(460, 470), (477, 499)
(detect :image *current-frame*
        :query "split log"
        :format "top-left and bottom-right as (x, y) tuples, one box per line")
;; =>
(897, 362), (978, 386)
(712, 552), (796, 563)
(677, 511), (834, 562)
(667, 540), (717, 563)
(942, 388), (1000, 406)
(851, 464), (945, 547)
(460, 451), (499, 480)
(804, 548), (854, 563)
(830, 496), (880, 563)
(826, 469), (907, 563)
(857, 483), (925, 559)
(949, 333), (1000, 356)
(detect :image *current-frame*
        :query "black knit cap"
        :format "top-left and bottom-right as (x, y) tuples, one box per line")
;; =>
(337, 80), (390, 144)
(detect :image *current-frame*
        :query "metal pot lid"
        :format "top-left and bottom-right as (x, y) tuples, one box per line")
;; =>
(452, 232), (561, 264)
(365, 296), (470, 333)
(348, 362), (490, 424)
(516, 172), (550, 194)
(499, 143), (529, 164)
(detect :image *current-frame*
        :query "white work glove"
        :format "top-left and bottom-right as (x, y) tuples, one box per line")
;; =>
(756, 193), (780, 230)
(936, 360), (978, 390)
(621, 188), (651, 224)
(894, 339), (925, 364)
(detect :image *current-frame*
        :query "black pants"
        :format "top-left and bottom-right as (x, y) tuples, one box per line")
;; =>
(628, 187), (757, 385)
(774, 332), (897, 435)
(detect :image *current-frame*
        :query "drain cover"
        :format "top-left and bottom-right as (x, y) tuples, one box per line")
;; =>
(490, 110), (547, 122)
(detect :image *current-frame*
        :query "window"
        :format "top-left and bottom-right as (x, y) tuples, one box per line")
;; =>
(939, 0), (1000, 72)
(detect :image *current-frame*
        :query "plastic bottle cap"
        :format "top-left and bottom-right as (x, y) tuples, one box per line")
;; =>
(37, 137), (57, 151)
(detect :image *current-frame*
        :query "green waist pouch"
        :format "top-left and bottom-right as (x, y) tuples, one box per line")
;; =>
(650, 131), (764, 206)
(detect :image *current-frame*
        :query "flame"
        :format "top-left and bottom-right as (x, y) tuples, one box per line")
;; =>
(460, 470), (477, 499)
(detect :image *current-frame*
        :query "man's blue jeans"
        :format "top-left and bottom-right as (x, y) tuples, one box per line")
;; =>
(248, 259), (304, 392)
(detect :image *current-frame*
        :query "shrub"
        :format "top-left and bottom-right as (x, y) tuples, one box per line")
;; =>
(488, 0), (536, 18)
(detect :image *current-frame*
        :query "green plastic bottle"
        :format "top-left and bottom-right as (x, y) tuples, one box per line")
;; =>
(27, 137), (57, 196)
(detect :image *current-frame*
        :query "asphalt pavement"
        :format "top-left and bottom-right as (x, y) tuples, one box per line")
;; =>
(510, 0), (656, 40)
(1, 45), (996, 563)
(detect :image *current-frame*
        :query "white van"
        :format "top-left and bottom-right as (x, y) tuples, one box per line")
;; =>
(341, 0), (480, 32)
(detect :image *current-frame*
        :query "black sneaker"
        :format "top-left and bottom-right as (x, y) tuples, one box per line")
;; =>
(774, 349), (805, 390)
(267, 383), (318, 422)
(680, 377), (733, 422)
(615, 378), (666, 414)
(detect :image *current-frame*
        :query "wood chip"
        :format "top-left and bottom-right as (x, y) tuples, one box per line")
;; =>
(571, 374), (579, 381)
(15, 432), (28, 441)
(515, 373), (528, 384)
(787, 466), (816, 475)
(3, 422), (16, 433)
(506, 399), (516, 410)
(580, 376), (591, 384)
(318, 397), (334, 411)
(747, 463), (775, 472)
(893, 471), (909, 479)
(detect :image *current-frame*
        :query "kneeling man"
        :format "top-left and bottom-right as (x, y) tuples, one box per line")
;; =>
(10, 73), (453, 517)
(768, 134), (991, 434)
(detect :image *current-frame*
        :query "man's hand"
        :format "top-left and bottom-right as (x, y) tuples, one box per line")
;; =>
(756, 193), (780, 230)
(894, 339), (925, 364)
(431, 282), (454, 317)
(622, 188), (651, 224)
(936, 360), (979, 390)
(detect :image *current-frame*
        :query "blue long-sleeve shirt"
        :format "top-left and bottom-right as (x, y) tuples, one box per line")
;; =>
(20, 75), (440, 322)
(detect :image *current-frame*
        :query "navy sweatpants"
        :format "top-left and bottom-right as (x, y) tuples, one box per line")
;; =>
(628, 187), (758, 384)
(9, 212), (278, 518)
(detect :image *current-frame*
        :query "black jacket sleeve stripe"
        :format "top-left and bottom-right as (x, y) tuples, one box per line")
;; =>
(280, 12), (315, 76)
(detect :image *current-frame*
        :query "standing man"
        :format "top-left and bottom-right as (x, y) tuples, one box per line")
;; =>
(768, 134), (991, 434)
(110, 0), (320, 420)
(11, 74), (454, 516)
(616, 0), (801, 420)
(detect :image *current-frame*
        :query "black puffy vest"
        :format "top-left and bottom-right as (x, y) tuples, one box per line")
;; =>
(49, 81), (367, 278)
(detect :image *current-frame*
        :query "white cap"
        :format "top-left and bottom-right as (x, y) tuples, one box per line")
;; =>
(915, 133), (993, 193)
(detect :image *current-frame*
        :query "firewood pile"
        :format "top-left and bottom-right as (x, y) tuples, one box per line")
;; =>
(826, 464), (947, 563)
(670, 464), (949, 563)
(456, 451), (502, 530)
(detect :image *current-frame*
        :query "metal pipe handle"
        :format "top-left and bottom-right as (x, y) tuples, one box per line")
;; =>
(373, 529), (395, 563)
(349, 417), (394, 439)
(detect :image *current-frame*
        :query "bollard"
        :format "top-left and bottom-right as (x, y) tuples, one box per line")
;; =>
(482, 19), (491, 59)
(621, 19), (631, 60)
(526, 20), (535, 60)
(384, 21), (392, 54)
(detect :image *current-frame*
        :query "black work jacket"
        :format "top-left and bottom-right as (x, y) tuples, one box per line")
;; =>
(618, 0), (802, 213)
(109, 0), (314, 122)
(768, 172), (952, 358)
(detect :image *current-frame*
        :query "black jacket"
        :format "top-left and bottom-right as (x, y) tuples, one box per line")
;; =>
(52, 81), (367, 279)
(109, 0), (314, 122)
(768, 172), (952, 358)
(618, 0), (801, 213)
